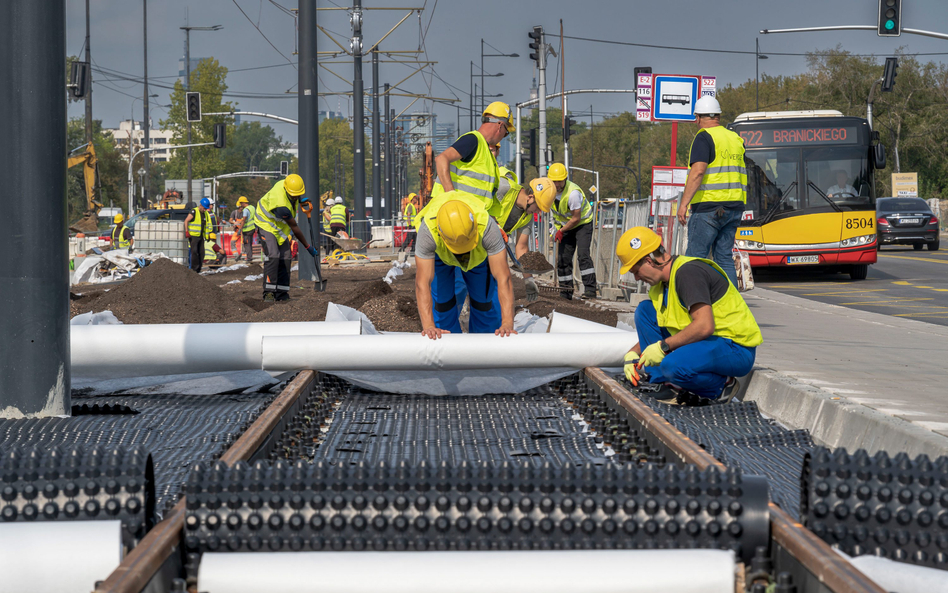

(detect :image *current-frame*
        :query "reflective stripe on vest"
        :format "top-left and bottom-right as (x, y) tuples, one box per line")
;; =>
(421, 191), (491, 272)
(330, 204), (347, 226)
(648, 255), (763, 348)
(187, 208), (212, 239)
(404, 203), (418, 229)
(491, 179), (532, 234)
(431, 131), (499, 206)
(241, 205), (256, 232)
(552, 181), (594, 229)
(498, 166), (518, 185)
(112, 225), (130, 249)
(690, 126), (748, 204)
(254, 180), (297, 245)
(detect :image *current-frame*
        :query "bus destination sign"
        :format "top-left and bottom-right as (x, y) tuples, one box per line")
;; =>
(739, 126), (859, 148)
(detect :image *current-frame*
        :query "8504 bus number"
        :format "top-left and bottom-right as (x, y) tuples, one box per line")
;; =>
(845, 217), (874, 230)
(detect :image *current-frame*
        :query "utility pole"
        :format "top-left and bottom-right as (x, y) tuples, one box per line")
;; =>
(351, 0), (366, 234)
(385, 88), (392, 210)
(298, 0), (318, 280)
(528, 26), (549, 173)
(84, 0), (93, 144)
(142, 0), (149, 209)
(372, 48), (382, 221)
(184, 27), (192, 205)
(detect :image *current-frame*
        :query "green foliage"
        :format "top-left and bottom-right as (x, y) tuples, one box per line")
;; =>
(318, 117), (372, 206)
(66, 118), (128, 220)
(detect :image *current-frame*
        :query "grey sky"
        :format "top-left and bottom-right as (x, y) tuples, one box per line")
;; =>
(67, 0), (948, 145)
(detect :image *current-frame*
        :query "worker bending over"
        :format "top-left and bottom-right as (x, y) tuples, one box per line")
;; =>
(234, 196), (256, 263)
(414, 192), (516, 339)
(329, 197), (348, 237)
(545, 163), (597, 300)
(617, 227), (762, 406)
(495, 177), (553, 302)
(184, 198), (213, 273)
(254, 174), (319, 302)
(111, 213), (133, 252)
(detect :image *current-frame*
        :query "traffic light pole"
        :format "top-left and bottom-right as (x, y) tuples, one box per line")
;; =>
(351, 0), (366, 236)
(760, 25), (948, 41)
(537, 33), (548, 174)
(562, 94), (569, 176)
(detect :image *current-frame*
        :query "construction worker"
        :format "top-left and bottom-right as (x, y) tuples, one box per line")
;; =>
(329, 197), (348, 237)
(414, 191), (516, 339)
(431, 102), (514, 209)
(678, 95), (747, 287)
(401, 193), (419, 253)
(184, 198), (213, 273)
(234, 196), (256, 263)
(544, 162), (597, 300)
(204, 233), (226, 265)
(616, 227), (762, 406)
(111, 213), (133, 252)
(254, 173), (319, 302)
(495, 177), (553, 301)
(321, 198), (334, 251)
(490, 142), (518, 184)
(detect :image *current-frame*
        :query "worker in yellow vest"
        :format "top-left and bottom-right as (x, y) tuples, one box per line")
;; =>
(254, 174), (319, 302)
(543, 163), (597, 300)
(233, 196), (256, 263)
(413, 191), (516, 339)
(493, 177), (552, 302)
(400, 193), (419, 253)
(329, 197), (348, 237)
(678, 96), (747, 287)
(184, 198), (213, 273)
(111, 213), (133, 252)
(616, 227), (762, 406)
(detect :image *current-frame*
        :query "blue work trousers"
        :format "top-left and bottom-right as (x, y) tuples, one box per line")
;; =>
(685, 207), (742, 287)
(431, 257), (501, 334)
(634, 299), (755, 400)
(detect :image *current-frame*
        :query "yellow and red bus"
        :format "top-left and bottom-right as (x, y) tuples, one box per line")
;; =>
(729, 111), (881, 280)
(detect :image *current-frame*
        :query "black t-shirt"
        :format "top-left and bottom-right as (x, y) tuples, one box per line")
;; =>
(689, 130), (744, 213)
(272, 206), (294, 221)
(451, 134), (479, 163)
(673, 259), (730, 311)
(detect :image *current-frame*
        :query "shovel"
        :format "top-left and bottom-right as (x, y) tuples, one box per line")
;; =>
(301, 201), (328, 292)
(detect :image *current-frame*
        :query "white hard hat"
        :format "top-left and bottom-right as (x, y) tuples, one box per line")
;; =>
(334, 197), (343, 205)
(694, 96), (722, 116)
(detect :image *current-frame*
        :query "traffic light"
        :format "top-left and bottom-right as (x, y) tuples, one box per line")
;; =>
(69, 61), (88, 98)
(633, 66), (652, 79)
(214, 123), (226, 149)
(528, 128), (537, 167)
(528, 26), (543, 65)
(878, 0), (901, 37)
(564, 117), (577, 142)
(186, 92), (202, 122)
(280, 160), (289, 176)
(882, 57), (899, 91)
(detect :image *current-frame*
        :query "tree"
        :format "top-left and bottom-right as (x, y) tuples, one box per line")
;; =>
(317, 117), (372, 207)
(66, 117), (127, 222)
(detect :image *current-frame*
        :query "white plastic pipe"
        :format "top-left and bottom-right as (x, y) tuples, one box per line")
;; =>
(262, 332), (636, 372)
(547, 311), (627, 333)
(198, 550), (735, 593)
(72, 321), (362, 378)
(0, 521), (122, 593)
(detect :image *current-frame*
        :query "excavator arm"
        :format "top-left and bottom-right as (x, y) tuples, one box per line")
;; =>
(68, 143), (103, 234)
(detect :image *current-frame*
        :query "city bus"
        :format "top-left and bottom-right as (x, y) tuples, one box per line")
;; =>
(728, 111), (882, 280)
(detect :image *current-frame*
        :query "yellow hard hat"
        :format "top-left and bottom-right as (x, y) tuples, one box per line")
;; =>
(483, 101), (515, 134)
(547, 163), (568, 181)
(529, 178), (556, 212)
(436, 200), (479, 254)
(616, 227), (662, 274)
(209, 232), (217, 241)
(408, 192), (418, 201)
(113, 213), (124, 224)
(236, 196), (249, 206)
(283, 174), (305, 197)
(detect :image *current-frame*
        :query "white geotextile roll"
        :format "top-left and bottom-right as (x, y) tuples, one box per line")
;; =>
(198, 550), (735, 593)
(261, 332), (636, 372)
(72, 321), (362, 378)
(0, 521), (122, 593)
(547, 311), (627, 333)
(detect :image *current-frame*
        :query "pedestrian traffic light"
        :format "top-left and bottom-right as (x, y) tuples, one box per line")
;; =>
(528, 128), (537, 167)
(214, 123), (226, 149)
(882, 57), (899, 91)
(528, 26), (543, 65)
(69, 61), (88, 98)
(186, 92), (202, 122)
(280, 160), (289, 176)
(564, 117), (577, 142)
(878, 0), (901, 37)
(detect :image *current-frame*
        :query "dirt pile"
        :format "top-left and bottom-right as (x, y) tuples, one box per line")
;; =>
(361, 293), (422, 332)
(517, 295), (618, 327)
(518, 251), (554, 272)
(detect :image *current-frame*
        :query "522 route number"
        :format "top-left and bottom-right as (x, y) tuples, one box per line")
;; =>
(845, 217), (874, 230)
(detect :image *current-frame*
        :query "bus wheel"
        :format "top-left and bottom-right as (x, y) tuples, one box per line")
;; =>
(850, 264), (869, 281)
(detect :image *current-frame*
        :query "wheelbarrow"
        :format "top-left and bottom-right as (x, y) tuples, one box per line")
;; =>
(321, 233), (379, 252)
(321, 233), (379, 264)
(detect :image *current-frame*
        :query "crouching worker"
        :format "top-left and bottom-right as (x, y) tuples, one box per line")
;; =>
(616, 227), (762, 406)
(414, 191), (516, 339)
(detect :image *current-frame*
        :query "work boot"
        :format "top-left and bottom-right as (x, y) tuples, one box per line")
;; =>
(559, 291), (572, 301)
(716, 377), (741, 404)
(275, 292), (291, 302)
(653, 385), (711, 407)
(263, 292), (276, 303)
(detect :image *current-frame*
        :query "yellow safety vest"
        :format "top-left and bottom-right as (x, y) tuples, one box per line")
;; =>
(430, 131), (499, 207)
(330, 204), (347, 227)
(240, 205), (256, 232)
(491, 180), (533, 234)
(187, 208), (212, 240)
(420, 191), (491, 272)
(254, 180), (298, 245)
(111, 225), (130, 249)
(689, 126), (748, 205)
(498, 165), (518, 185)
(552, 181), (594, 229)
(404, 202), (418, 229)
(649, 255), (763, 348)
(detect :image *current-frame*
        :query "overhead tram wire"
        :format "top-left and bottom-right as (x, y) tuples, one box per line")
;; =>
(231, 0), (298, 69)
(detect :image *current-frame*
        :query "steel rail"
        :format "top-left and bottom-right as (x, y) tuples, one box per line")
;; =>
(94, 370), (317, 593)
(584, 367), (886, 593)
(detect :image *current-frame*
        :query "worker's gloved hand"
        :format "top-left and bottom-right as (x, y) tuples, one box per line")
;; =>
(638, 341), (666, 368)
(306, 245), (318, 258)
(624, 351), (641, 386)
(524, 277), (538, 302)
(185, 231), (190, 239)
(554, 230), (564, 243)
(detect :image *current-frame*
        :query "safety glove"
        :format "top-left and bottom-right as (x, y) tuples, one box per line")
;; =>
(624, 351), (641, 386)
(638, 341), (666, 368)
(525, 277), (539, 303)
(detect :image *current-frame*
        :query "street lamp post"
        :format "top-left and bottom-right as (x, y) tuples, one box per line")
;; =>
(480, 39), (518, 117)
(756, 38), (769, 112)
(180, 23), (222, 206)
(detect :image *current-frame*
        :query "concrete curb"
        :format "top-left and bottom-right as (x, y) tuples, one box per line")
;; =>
(742, 367), (948, 459)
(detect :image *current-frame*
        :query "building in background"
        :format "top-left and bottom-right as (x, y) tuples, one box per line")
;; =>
(364, 95), (374, 141)
(498, 136), (515, 168)
(434, 122), (456, 154)
(178, 55), (207, 85)
(319, 110), (345, 125)
(106, 120), (175, 163)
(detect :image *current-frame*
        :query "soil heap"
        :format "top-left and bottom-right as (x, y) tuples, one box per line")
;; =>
(518, 251), (554, 273)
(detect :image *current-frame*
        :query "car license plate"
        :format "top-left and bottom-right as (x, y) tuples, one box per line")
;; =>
(901, 218), (920, 224)
(787, 255), (820, 264)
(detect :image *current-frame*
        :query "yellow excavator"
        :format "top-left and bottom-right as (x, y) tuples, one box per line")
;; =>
(67, 142), (103, 234)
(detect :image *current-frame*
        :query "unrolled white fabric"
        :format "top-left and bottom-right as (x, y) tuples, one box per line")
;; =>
(547, 311), (628, 334)
(198, 550), (735, 593)
(843, 552), (948, 593)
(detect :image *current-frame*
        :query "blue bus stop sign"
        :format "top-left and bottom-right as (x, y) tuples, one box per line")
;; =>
(652, 75), (699, 122)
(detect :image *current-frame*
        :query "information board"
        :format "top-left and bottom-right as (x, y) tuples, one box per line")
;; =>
(891, 172), (918, 197)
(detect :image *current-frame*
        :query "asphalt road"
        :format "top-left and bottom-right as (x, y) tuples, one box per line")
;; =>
(754, 242), (948, 327)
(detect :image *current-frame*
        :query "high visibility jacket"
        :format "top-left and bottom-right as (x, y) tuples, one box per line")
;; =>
(112, 225), (130, 249)
(498, 165), (518, 185)
(650, 256), (763, 348)
(404, 202), (418, 229)
(420, 191), (491, 272)
(431, 131), (499, 207)
(254, 180), (298, 245)
(330, 204), (348, 227)
(187, 208), (212, 240)
(552, 181), (594, 229)
(689, 126), (748, 205)
(322, 208), (332, 232)
(240, 205), (256, 232)
(492, 179), (533, 234)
